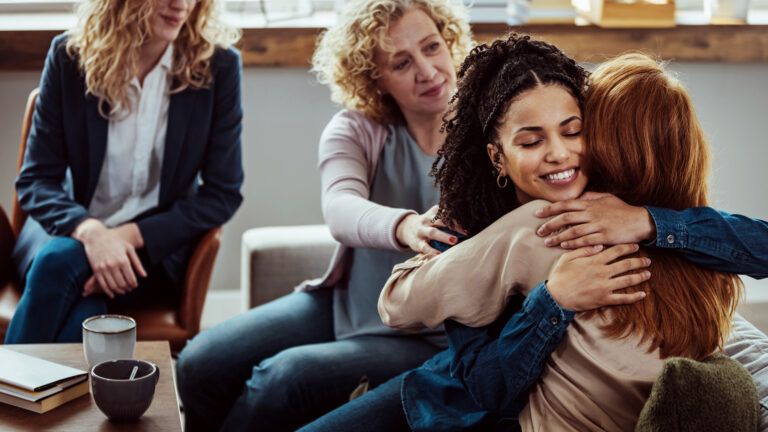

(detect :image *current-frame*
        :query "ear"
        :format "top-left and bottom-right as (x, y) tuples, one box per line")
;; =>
(486, 143), (504, 174)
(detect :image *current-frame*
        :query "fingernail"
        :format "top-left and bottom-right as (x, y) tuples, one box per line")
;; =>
(644, 271), (651, 278)
(449, 236), (457, 244)
(644, 258), (651, 266)
(544, 238), (554, 246)
(560, 241), (569, 248)
(639, 291), (646, 298)
(536, 226), (545, 236)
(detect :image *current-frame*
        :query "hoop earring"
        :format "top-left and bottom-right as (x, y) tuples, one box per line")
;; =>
(496, 173), (509, 189)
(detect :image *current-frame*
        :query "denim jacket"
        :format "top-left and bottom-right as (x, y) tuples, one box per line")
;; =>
(402, 206), (768, 432)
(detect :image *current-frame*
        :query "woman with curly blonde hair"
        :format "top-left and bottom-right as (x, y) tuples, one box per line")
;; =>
(175, 0), (472, 430)
(7, 0), (243, 344)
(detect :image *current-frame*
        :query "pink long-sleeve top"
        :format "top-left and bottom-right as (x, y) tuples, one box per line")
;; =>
(296, 110), (415, 292)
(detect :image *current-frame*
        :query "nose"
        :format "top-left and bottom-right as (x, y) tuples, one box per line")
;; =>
(168, 0), (189, 9)
(545, 137), (570, 164)
(414, 54), (437, 83)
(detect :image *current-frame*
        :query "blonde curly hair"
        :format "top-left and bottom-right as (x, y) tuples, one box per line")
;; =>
(312, 0), (472, 124)
(66, 0), (240, 118)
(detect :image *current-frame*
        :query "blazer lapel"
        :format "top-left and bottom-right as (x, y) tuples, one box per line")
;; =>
(85, 96), (108, 205)
(161, 88), (196, 203)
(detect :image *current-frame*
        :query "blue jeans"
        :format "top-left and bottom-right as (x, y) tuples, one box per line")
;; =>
(176, 289), (441, 432)
(298, 372), (409, 432)
(5, 236), (168, 344)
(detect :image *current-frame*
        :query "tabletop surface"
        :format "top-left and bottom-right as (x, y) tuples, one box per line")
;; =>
(0, 341), (181, 432)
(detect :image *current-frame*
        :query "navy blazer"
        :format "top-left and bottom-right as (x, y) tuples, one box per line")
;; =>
(13, 34), (244, 284)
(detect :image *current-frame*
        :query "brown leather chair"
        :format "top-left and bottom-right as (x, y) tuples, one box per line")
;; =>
(0, 88), (221, 352)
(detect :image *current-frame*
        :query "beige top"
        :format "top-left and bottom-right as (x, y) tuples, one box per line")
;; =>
(521, 315), (663, 431)
(378, 200), (562, 330)
(379, 200), (664, 430)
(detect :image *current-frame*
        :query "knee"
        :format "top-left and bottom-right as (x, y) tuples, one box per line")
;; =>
(176, 337), (219, 401)
(27, 237), (89, 285)
(245, 350), (327, 413)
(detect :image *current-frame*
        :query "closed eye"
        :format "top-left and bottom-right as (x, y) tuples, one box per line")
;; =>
(520, 140), (542, 148)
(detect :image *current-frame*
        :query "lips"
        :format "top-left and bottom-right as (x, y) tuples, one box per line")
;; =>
(161, 15), (184, 27)
(420, 82), (445, 98)
(540, 167), (579, 185)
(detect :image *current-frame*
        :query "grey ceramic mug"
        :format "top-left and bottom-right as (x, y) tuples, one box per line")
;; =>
(90, 359), (159, 421)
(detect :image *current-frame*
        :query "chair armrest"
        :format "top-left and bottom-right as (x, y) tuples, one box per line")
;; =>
(241, 225), (337, 311)
(178, 227), (222, 333)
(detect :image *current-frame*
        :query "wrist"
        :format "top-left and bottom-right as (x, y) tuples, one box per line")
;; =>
(534, 281), (576, 318)
(639, 207), (657, 242)
(395, 213), (416, 248)
(114, 223), (144, 249)
(544, 279), (567, 309)
(72, 218), (106, 243)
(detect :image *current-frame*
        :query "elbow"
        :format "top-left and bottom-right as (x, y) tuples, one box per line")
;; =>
(455, 364), (512, 412)
(464, 380), (509, 412)
(377, 302), (407, 330)
(325, 221), (351, 246)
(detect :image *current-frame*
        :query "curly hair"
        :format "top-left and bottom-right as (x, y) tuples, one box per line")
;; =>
(433, 33), (589, 235)
(311, 0), (472, 124)
(66, 0), (240, 118)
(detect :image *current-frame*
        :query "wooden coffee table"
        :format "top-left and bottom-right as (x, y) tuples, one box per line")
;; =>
(0, 341), (181, 431)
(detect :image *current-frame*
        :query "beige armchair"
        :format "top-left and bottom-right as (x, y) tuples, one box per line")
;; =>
(240, 225), (337, 310)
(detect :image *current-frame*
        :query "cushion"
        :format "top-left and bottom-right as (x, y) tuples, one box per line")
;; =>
(636, 352), (758, 432)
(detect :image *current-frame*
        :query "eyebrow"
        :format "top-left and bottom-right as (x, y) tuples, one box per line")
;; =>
(390, 33), (440, 58)
(514, 116), (582, 133)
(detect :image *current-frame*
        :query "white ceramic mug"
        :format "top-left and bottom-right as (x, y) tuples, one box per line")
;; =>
(82, 315), (136, 368)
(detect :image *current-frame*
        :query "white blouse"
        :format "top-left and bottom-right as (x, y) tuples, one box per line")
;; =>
(88, 44), (173, 228)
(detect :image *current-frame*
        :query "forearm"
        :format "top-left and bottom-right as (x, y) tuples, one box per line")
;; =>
(379, 200), (561, 329)
(447, 282), (574, 414)
(137, 183), (241, 265)
(322, 190), (414, 251)
(647, 206), (768, 278)
(378, 250), (512, 330)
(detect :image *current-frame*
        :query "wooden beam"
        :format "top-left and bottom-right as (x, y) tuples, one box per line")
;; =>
(0, 23), (766, 71)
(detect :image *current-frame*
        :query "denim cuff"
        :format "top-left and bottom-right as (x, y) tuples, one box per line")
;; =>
(645, 206), (689, 249)
(525, 282), (575, 334)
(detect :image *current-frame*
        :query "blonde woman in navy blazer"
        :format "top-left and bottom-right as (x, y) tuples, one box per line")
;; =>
(6, 0), (243, 343)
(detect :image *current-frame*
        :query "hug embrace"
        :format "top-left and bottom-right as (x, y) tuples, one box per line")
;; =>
(5, 0), (768, 430)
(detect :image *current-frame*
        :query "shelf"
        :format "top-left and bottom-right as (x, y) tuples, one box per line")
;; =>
(1, 18), (767, 70)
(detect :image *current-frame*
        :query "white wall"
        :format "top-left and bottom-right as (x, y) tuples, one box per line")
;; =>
(1, 63), (767, 300)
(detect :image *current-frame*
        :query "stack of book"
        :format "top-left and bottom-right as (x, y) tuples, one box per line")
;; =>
(571, 0), (676, 27)
(0, 348), (89, 414)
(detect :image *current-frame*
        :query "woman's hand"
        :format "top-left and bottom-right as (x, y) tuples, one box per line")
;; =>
(535, 192), (656, 249)
(396, 206), (460, 255)
(546, 243), (651, 311)
(73, 219), (147, 299)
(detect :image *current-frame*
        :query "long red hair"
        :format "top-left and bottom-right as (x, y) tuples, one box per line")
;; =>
(582, 54), (742, 360)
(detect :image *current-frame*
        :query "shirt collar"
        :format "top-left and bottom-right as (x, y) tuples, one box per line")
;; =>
(159, 43), (174, 72)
